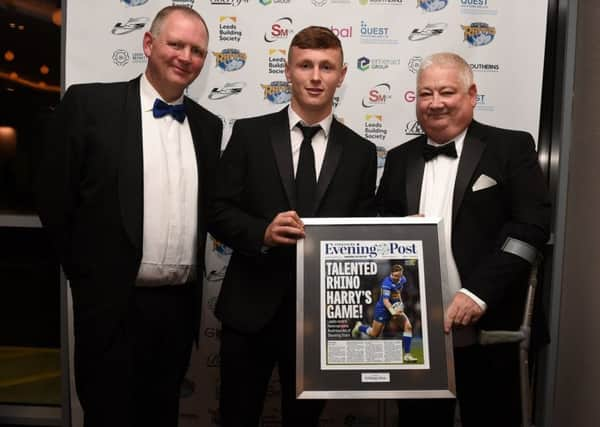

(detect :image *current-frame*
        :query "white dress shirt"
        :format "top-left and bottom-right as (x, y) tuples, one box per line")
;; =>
(136, 73), (198, 286)
(418, 129), (487, 311)
(287, 107), (333, 179)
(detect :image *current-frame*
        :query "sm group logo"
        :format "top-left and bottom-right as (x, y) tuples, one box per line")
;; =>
(261, 81), (291, 104)
(265, 17), (294, 43)
(213, 48), (247, 71)
(462, 22), (496, 46)
(362, 83), (392, 108)
(218, 16), (243, 42)
(417, 0), (448, 12)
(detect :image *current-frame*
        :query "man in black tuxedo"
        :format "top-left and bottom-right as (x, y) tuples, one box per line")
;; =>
(35, 6), (221, 427)
(208, 26), (377, 427)
(376, 52), (550, 427)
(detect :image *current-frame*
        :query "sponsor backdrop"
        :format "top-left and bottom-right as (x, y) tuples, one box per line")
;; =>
(64, 0), (548, 425)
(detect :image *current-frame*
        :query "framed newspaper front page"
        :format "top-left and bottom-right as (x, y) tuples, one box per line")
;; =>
(296, 217), (454, 399)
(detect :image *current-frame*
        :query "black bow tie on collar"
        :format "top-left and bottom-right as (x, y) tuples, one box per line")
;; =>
(152, 99), (186, 123)
(422, 140), (458, 162)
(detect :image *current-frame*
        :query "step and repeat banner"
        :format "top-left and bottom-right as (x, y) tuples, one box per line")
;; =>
(64, 1), (548, 426)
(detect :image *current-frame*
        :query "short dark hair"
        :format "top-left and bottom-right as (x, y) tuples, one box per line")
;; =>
(391, 264), (404, 274)
(149, 6), (209, 41)
(288, 26), (343, 64)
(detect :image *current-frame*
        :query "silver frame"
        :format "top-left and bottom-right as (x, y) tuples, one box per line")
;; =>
(296, 217), (455, 399)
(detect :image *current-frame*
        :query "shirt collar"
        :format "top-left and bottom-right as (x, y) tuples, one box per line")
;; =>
(140, 73), (185, 112)
(287, 106), (333, 138)
(426, 127), (468, 157)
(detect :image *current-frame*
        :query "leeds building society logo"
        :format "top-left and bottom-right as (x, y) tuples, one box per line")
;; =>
(408, 56), (422, 73)
(209, 82), (246, 100)
(312, 0), (327, 5)
(213, 48), (247, 71)
(265, 17), (294, 43)
(219, 16), (242, 42)
(364, 114), (388, 142)
(111, 17), (148, 35)
(417, 0), (448, 12)
(120, 0), (149, 6)
(362, 83), (392, 108)
(268, 49), (286, 74)
(408, 22), (447, 41)
(405, 120), (424, 136)
(261, 81), (292, 104)
(462, 22), (496, 46)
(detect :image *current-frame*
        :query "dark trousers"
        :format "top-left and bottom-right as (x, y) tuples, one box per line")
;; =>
(396, 342), (521, 427)
(219, 292), (325, 427)
(75, 283), (196, 427)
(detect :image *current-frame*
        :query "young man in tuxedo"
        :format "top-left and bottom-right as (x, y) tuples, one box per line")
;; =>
(376, 52), (551, 427)
(35, 6), (222, 426)
(209, 26), (377, 427)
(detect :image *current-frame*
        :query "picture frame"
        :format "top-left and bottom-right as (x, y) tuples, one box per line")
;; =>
(296, 217), (455, 399)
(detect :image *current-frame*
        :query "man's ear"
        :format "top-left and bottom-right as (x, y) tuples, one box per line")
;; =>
(142, 32), (153, 58)
(468, 83), (478, 107)
(337, 63), (348, 88)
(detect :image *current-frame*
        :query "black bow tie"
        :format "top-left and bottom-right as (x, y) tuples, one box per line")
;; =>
(152, 99), (186, 123)
(422, 141), (457, 161)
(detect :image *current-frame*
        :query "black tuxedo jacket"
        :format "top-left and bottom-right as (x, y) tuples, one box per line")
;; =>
(35, 77), (222, 351)
(208, 107), (377, 333)
(376, 120), (551, 330)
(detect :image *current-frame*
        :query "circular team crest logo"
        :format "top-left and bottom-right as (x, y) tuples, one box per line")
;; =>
(112, 49), (129, 66)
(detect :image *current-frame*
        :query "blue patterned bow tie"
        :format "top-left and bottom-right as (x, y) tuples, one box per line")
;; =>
(152, 98), (186, 123)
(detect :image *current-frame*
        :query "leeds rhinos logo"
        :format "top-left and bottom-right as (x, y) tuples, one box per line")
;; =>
(417, 0), (448, 12)
(462, 22), (496, 46)
(261, 81), (291, 104)
(213, 48), (247, 71)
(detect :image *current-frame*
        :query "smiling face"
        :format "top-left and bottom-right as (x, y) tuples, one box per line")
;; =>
(143, 10), (208, 102)
(416, 64), (477, 143)
(285, 46), (347, 124)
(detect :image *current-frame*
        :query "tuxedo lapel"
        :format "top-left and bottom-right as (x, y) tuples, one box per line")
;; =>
(186, 98), (211, 200)
(269, 109), (295, 209)
(407, 136), (426, 215)
(452, 121), (486, 223)
(315, 118), (343, 211)
(118, 78), (144, 251)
